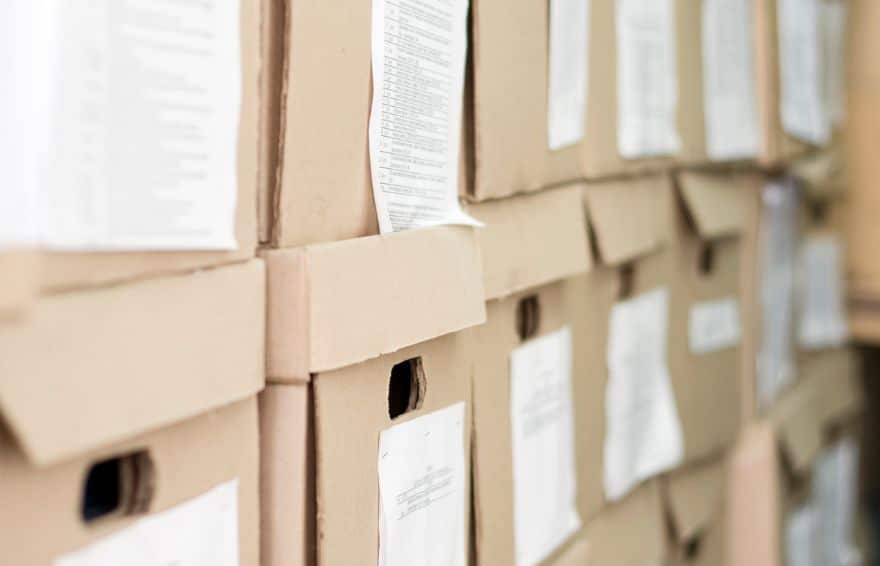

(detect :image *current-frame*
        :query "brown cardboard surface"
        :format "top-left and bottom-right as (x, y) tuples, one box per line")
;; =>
(548, 536), (591, 566)
(471, 279), (590, 565)
(769, 375), (825, 474)
(665, 459), (727, 566)
(0, 250), (39, 321)
(582, 481), (666, 566)
(0, 397), (260, 566)
(264, 226), (486, 383)
(577, 176), (678, 514)
(467, 184), (591, 301)
(0, 259), (265, 467)
(260, 384), (314, 566)
(791, 148), (847, 202)
(39, 0), (260, 293)
(312, 331), (472, 566)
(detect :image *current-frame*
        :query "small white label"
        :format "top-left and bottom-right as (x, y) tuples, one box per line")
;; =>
(689, 297), (742, 354)
(822, 1), (847, 127)
(798, 236), (848, 349)
(605, 288), (684, 501)
(777, 0), (829, 145)
(757, 182), (798, 409)
(813, 439), (861, 566)
(378, 402), (467, 566)
(369, 0), (479, 234)
(55, 480), (240, 566)
(43, 0), (241, 251)
(616, 0), (681, 158)
(510, 327), (582, 566)
(548, 0), (590, 151)
(701, 0), (760, 160)
(787, 504), (820, 566)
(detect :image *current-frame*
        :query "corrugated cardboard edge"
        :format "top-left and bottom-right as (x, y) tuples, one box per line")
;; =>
(0, 250), (39, 321)
(264, 226), (486, 382)
(676, 171), (754, 240)
(582, 176), (669, 266)
(467, 184), (591, 300)
(0, 259), (266, 467)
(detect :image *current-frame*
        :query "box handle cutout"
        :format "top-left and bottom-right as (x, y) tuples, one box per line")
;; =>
(388, 357), (426, 419)
(81, 450), (155, 524)
(697, 243), (716, 276)
(618, 263), (635, 300)
(684, 536), (703, 560)
(516, 295), (541, 341)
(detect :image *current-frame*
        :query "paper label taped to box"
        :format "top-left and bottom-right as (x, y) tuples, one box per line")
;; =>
(778, 0), (829, 145)
(548, 0), (589, 151)
(54, 480), (240, 566)
(799, 236), (848, 349)
(616, 0), (681, 158)
(378, 402), (467, 566)
(701, 0), (759, 160)
(689, 297), (742, 354)
(510, 327), (582, 566)
(604, 288), (683, 501)
(369, 0), (479, 234)
(40, 0), (241, 251)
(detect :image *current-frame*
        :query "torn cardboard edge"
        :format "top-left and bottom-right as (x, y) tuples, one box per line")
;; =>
(467, 184), (591, 301)
(263, 226), (486, 383)
(582, 175), (672, 266)
(0, 259), (266, 468)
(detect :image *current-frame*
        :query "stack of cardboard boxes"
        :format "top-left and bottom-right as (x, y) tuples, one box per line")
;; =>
(0, 0), (866, 565)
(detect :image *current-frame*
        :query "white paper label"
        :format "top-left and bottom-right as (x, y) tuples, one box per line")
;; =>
(701, 0), (760, 160)
(823, 1), (847, 126)
(41, 0), (241, 251)
(778, 0), (829, 145)
(813, 438), (861, 566)
(369, 0), (479, 234)
(378, 402), (467, 566)
(616, 0), (681, 158)
(798, 236), (848, 349)
(689, 297), (742, 354)
(605, 288), (684, 501)
(55, 480), (239, 566)
(510, 327), (582, 566)
(757, 181), (798, 409)
(548, 0), (590, 151)
(787, 504), (820, 566)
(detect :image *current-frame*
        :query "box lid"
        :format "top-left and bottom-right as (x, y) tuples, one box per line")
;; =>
(583, 177), (669, 266)
(584, 481), (666, 565)
(801, 349), (863, 430)
(665, 460), (726, 543)
(791, 149), (846, 202)
(468, 184), (591, 300)
(769, 380), (824, 475)
(677, 171), (752, 240)
(264, 226), (486, 382)
(0, 260), (265, 467)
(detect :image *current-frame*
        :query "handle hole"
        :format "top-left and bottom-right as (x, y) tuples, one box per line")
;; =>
(515, 295), (541, 341)
(388, 357), (426, 420)
(81, 451), (155, 524)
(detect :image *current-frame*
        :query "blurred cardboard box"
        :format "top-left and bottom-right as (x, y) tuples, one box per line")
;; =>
(664, 459), (728, 566)
(466, 186), (590, 564)
(0, 260), (265, 564)
(577, 175), (685, 511)
(671, 171), (753, 462)
(582, 480), (667, 566)
(260, 226), (485, 566)
(0, 251), (39, 321)
(727, 357), (862, 566)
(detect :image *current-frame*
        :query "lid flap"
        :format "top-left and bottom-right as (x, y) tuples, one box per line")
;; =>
(802, 349), (863, 430)
(583, 177), (669, 266)
(665, 460), (726, 542)
(0, 260), (266, 467)
(791, 149), (846, 202)
(0, 250), (38, 321)
(265, 226), (486, 380)
(469, 185), (591, 300)
(585, 481), (666, 565)
(770, 380), (824, 475)
(677, 171), (752, 240)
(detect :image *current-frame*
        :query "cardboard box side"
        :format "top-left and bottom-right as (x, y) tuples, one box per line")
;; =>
(665, 459), (726, 543)
(0, 260), (266, 467)
(676, 171), (754, 239)
(0, 250), (39, 321)
(583, 481), (666, 566)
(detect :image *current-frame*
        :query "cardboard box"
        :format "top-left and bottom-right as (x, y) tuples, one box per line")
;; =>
(727, 355), (863, 566)
(0, 398), (260, 565)
(664, 458), (728, 566)
(582, 480), (667, 566)
(261, 226), (485, 566)
(671, 171), (753, 462)
(466, 186), (591, 564)
(0, 260), (265, 564)
(38, 0), (261, 293)
(577, 175), (686, 511)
